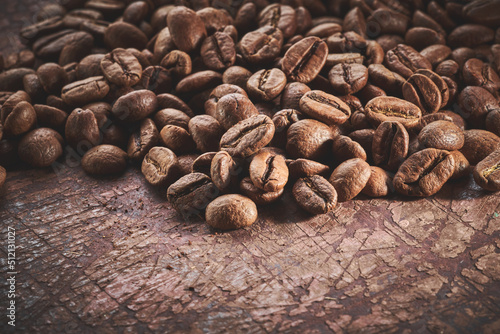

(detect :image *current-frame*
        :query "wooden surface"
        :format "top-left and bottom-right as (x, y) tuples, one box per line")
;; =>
(1, 2), (500, 333)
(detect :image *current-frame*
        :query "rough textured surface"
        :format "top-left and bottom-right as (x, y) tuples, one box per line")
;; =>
(1, 2), (500, 333)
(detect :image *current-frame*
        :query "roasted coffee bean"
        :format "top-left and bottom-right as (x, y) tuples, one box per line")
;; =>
(280, 83), (310, 111)
(357, 83), (387, 105)
(200, 32), (236, 71)
(18, 128), (63, 168)
(418, 120), (464, 151)
(473, 149), (500, 191)
(385, 44), (432, 79)
(76, 54), (104, 79)
(417, 113), (454, 132)
(220, 114), (274, 158)
(328, 63), (368, 95)
(112, 90), (157, 122)
(139, 66), (172, 94)
(1, 91), (31, 123)
(100, 48), (142, 87)
(288, 158), (330, 179)
(361, 166), (393, 197)
(0, 166), (5, 189)
(486, 110), (500, 137)
(188, 115), (224, 153)
(460, 130), (500, 165)
(393, 148), (455, 197)
(367, 8), (409, 36)
(210, 151), (241, 192)
(332, 135), (367, 162)
(299, 90), (351, 126)
(20, 17), (64, 43)
(81, 145), (127, 175)
(36, 63), (69, 94)
(123, 1), (150, 25)
(377, 35), (404, 53)
(197, 7), (233, 35)
(458, 86), (499, 129)
(402, 73), (442, 114)
(239, 26), (283, 64)
(160, 125), (196, 154)
(249, 150), (288, 192)
(293, 175), (337, 214)
(222, 66), (252, 89)
(240, 177), (283, 205)
(417, 69), (449, 108)
(463, 0), (500, 27)
(420, 45), (451, 67)
(372, 121), (409, 171)
(33, 30), (90, 59)
(153, 27), (175, 62)
(161, 50), (192, 78)
(205, 194), (257, 230)
(167, 172), (218, 219)
(63, 9), (102, 29)
(405, 27), (445, 51)
(58, 31), (94, 66)
(258, 4), (296, 38)
(329, 158), (371, 202)
(3, 101), (36, 136)
(61, 76), (110, 106)
(65, 108), (100, 150)
(192, 152), (216, 176)
(462, 58), (500, 97)
(365, 40), (385, 65)
(127, 118), (159, 162)
(214, 93), (259, 130)
(325, 53), (364, 67)
(204, 84), (247, 118)
(365, 96), (422, 130)
(271, 108), (302, 148)
(247, 68), (287, 101)
(104, 21), (148, 50)
(157, 93), (193, 117)
(0, 68), (36, 91)
(167, 6), (207, 53)
(435, 60), (459, 80)
(326, 31), (367, 54)
(23, 74), (45, 102)
(368, 64), (405, 95)
(306, 22), (342, 38)
(286, 119), (334, 160)
(175, 70), (222, 94)
(448, 24), (494, 49)
(177, 154), (199, 177)
(281, 36), (328, 84)
(141, 146), (178, 186)
(449, 150), (471, 180)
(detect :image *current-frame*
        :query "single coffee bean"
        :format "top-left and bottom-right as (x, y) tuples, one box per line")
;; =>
(36, 62), (69, 94)
(333, 135), (367, 163)
(405, 27), (445, 51)
(462, 58), (500, 97)
(167, 172), (219, 219)
(259, 4), (297, 38)
(58, 31), (94, 66)
(368, 64), (406, 95)
(377, 35), (405, 53)
(160, 125), (196, 154)
(81, 145), (127, 175)
(287, 158), (330, 179)
(240, 176), (284, 205)
(449, 150), (471, 180)
(23, 74), (45, 103)
(239, 26), (283, 64)
(192, 152), (217, 176)
(161, 50), (192, 78)
(357, 83), (387, 105)
(326, 31), (367, 54)
(210, 151), (241, 192)
(112, 90), (157, 122)
(417, 113), (454, 132)
(100, 48), (142, 87)
(153, 27), (175, 62)
(473, 149), (500, 191)
(280, 83), (311, 110)
(76, 54), (104, 79)
(127, 118), (159, 162)
(200, 32), (236, 71)
(141, 146), (178, 186)
(281, 36), (328, 83)
(175, 70), (222, 94)
(139, 66), (172, 94)
(33, 30), (87, 59)
(65, 108), (100, 150)
(168, 7), (207, 53)
(328, 63), (368, 95)
(412, 9), (445, 35)
(361, 166), (393, 197)
(249, 150), (288, 192)
(329, 158), (371, 202)
(448, 24), (494, 49)
(247, 68), (287, 101)
(418, 120), (465, 151)
(1, 91), (31, 124)
(372, 121), (409, 171)
(153, 108), (190, 130)
(20, 17), (64, 43)
(214, 93), (259, 130)
(3, 101), (36, 137)
(299, 90), (351, 126)
(189, 115), (224, 153)
(416, 69), (449, 108)
(367, 8), (410, 36)
(402, 73), (442, 114)
(18, 128), (63, 168)
(393, 148), (455, 197)
(343, 7), (366, 37)
(293, 175), (337, 214)
(197, 7), (233, 35)
(222, 66), (252, 89)
(286, 119), (334, 160)
(420, 45), (451, 67)
(385, 44), (432, 79)
(463, 0), (500, 27)
(306, 21), (342, 37)
(204, 84), (247, 118)
(63, 9), (102, 29)
(0, 68), (36, 91)
(458, 86), (499, 128)
(435, 60), (459, 80)
(123, 1), (149, 25)
(365, 96), (422, 130)
(460, 129), (500, 165)
(104, 21), (148, 50)
(0, 166), (5, 189)
(486, 110), (500, 137)
(205, 194), (258, 230)
(61, 76), (110, 106)
(157, 93), (194, 117)
(365, 40), (385, 65)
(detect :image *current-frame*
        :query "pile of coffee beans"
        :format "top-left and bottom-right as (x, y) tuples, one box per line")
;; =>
(1, 0), (499, 230)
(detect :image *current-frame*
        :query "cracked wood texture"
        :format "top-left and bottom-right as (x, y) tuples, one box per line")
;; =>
(1, 2), (500, 333)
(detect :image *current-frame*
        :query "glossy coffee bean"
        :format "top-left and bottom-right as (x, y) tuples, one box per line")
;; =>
(210, 151), (240, 192)
(175, 70), (222, 94)
(281, 36), (328, 83)
(153, 108), (190, 130)
(462, 58), (500, 97)
(239, 26), (283, 64)
(167, 6), (207, 53)
(365, 96), (422, 131)
(460, 130), (500, 165)
(418, 120), (464, 151)
(385, 44), (432, 79)
(361, 166), (393, 197)
(402, 73), (442, 114)
(293, 175), (337, 214)
(222, 66), (252, 89)
(247, 68), (287, 101)
(65, 108), (100, 150)
(288, 158), (330, 179)
(280, 83), (311, 110)
(100, 48), (142, 87)
(141, 146), (178, 186)
(299, 90), (351, 126)
(458, 86), (499, 128)
(200, 32), (236, 71)
(3, 101), (36, 137)
(473, 149), (500, 191)
(328, 63), (368, 95)
(258, 4), (296, 38)
(18, 128), (63, 168)
(205, 194), (258, 230)
(204, 84), (247, 118)
(112, 90), (157, 122)
(328, 158), (371, 202)
(127, 118), (159, 162)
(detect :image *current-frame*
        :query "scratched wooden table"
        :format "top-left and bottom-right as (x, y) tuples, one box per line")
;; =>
(1, 2), (500, 333)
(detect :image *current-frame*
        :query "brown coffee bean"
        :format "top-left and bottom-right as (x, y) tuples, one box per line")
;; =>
(247, 68), (287, 101)
(329, 63), (368, 95)
(3, 101), (36, 136)
(61, 76), (110, 106)
(222, 66), (252, 89)
(112, 90), (157, 123)
(127, 118), (159, 162)
(326, 31), (367, 54)
(281, 36), (328, 84)
(417, 113), (454, 132)
(449, 150), (471, 180)
(420, 45), (451, 67)
(402, 73), (442, 115)
(23, 74), (45, 102)
(486, 110), (500, 137)
(417, 69), (449, 108)
(377, 35), (405, 53)
(458, 86), (499, 128)
(435, 60), (459, 80)
(214, 93), (259, 130)
(157, 93), (194, 117)
(393, 148), (455, 197)
(220, 114), (275, 158)
(176, 154), (199, 177)
(249, 150), (288, 192)
(100, 48), (142, 87)
(332, 135), (367, 162)
(197, 7), (233, 35)
(240, 177), (283, 205)
(210, 151), (241, 192)
(288, 158), (330, 179)
(160, 125), (196, 154)
(0, 166), (5, 189)
(167, 6), (207, 53)
(141, 146), (178, 186)
(58, 31), (94, 66)
(328, 158), (371, 202)
(104, 21), (148, 50)
(325, 53), (364, 68)
(286, 119), (334, 160)
(20, 16), (64, 43)
(33, 30), (89, 60)
(473, 149), (500, 191)
(81, 144), (127, 175)
(0, 68), (36, 91)
(205, 194), (257, 230)
(204, 84), (247, 118)
(299, 90), (351, 126)
(368, 64), (406, 95)
(138, 66), (172, 95)
(361, 166), (393, 197)
(161, 50), (192, 78)
(239, 26), (283, 64)
(167, 172), (219, 219)
(65, 108), (100, 150)
(460, 129), (500, 165)
(63, 9), (102, 29)
(372, 121), (409, 171)
(462, 58), (500, 97)
(123, 1), (150, 25)
(412, 9), (445, 35)
(463, 0), (500, 27)
(357, 83), (387, 105)
(367, 8), (410, 36)
(192, 152), (216, 176)
(175, 70), (222, 94)
(1, 91), (31, 123)
(271, 108), (303, 148)
(188, 115), (224, 153)
(18, 128), (63, 168)
(200, 32), (236, 71)
(405, 27), (445, 51)
(306, 22), (342, 38)
(76, 54), (104, 79)
(418, 120), (464, 151)
(258, 4), (296, 38)
(280, 83), (311, 111)
(36, 63), (69, 94)
(293, 175), (337, 214)
(448, 24), (494, 49)
(365, 96), (422, 130)
(343, 7), (366, 37)
(0, 139), (18, 168)
(385, 44), (432, 79)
